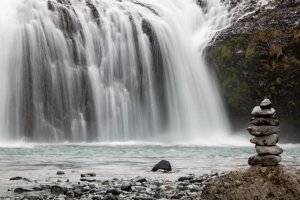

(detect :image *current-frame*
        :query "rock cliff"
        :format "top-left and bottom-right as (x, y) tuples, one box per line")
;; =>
(205, 0), (300, 141)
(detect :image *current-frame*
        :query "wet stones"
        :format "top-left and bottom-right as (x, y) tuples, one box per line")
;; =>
(248, 99), (283, 166)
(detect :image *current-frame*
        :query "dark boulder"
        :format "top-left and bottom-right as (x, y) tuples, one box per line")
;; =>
(151, 160), (172, 172)
(14, 188), (32, 193)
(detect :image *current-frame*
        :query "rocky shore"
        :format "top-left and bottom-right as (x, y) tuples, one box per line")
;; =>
(1, 170), (221, 200)
(3, 165), (300, 200)
(205, 0), (300, 141)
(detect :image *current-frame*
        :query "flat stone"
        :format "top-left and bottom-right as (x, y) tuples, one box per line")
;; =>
(247, 126), (279, 136)
(14, 188), (32, 193)
(248, 154), (281, 166)
(251, 118), (279, 126)
(132, 177), (147, 183)
(260, 99), (272, 108)
(106, 188), (121, 195)
(251, 106), (276, 116)
(10, 176), (22, 180)
(256, 145), (283, 155)
(23, 192), (39, 200)
(250, 134), (279, 146)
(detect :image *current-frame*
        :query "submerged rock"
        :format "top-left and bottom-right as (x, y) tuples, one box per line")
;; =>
(201, 165), (300, 199)
(9, 177), (22, 181)
(248, 154), (281, 166)
(56, 171), (65, 175)
(250, 134), (279, 146)
(14, 188), (32, 193)
(151, 160), (172, 172)
(255, 145), (283, 155)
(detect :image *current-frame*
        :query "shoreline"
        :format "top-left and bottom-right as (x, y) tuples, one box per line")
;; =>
(0, 170), (223, 200)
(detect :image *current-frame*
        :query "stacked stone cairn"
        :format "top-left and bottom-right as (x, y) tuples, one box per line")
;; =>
(247, 99), (283, 166)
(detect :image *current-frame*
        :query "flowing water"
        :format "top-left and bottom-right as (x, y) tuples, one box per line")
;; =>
(0, 0), (235, 143)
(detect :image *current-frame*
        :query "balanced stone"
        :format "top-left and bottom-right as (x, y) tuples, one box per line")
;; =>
(247, 126), (279, 136)
(260, 99), (272, 108)
(250, 134), (279, 146)
(248, 155), (281, 166)
(255, 145), (283, 155)
(251, 118), (279, 126)
(251, 106), (276, 117)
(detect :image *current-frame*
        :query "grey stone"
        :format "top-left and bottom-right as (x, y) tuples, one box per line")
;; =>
(87, 173), (96, 177)
(235, 180), (243, 186)
(132, 177), (147, 183)
(10, 176), (22, 180)
(178, 177), (192, 182)
(224, 182), (231, 188)
(190, 187), (203, 192)
(23, 193), (39, 200)
(92, 195), (102, 200)
(151, 160), (172, 172)
(106, 188), (121, 195)
(103, 194), (116, 200)
(250, 134), (279, 146)
(260, 99), (272, 108)
(56, 171), (65, 175)
(247, 126), (279, 136)
(248, 154), (281, 166)
(154, 189), (166, 199)
(14, 188), (32, 193)
(189, 179), (204, 184)
(251, 106), (276, 116)
(251, 118), (279, 126)
(256, 145), (283, 155)
(121, 182), (132, 191)
(50, 185), (64, 195)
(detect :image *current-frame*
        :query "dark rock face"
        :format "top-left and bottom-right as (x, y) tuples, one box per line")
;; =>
(205, 0), (300, 141)
(151, 160), (172, 172)
(201, 165), (300, 199)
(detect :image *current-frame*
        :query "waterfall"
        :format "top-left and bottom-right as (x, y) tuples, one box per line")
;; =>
(0, 0), (233, 143)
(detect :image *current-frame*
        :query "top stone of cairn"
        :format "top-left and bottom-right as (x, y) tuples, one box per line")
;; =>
(251, 99), (275, 117)
(260, 99), (272, 108)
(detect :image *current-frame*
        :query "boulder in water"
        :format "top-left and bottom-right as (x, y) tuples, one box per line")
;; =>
(151, 160), (172, 172)
(56, 171), (65, 175)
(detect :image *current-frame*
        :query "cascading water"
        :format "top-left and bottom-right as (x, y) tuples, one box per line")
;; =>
(0, 0), (234, 143)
